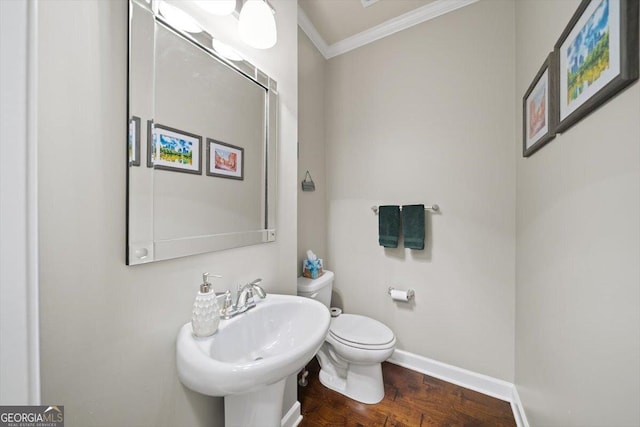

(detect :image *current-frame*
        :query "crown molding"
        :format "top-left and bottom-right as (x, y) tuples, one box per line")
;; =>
(298, 0), (479, 60)
(298, 6), (329, 58)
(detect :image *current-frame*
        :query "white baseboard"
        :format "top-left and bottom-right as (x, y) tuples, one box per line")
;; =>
(388, 349), (513, 401)
(281, 401), (302, 427)
(388, 349), (528, 427)
(510, 386), (530, 427)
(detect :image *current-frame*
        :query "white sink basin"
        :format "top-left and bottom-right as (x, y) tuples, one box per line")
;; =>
(177, 293), (329, 424)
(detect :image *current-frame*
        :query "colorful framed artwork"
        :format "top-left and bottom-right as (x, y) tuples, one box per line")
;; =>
(554, 0), (639, 133)
(147, 123), (202, 174)
(523, 52), (558, 157)
(206, 138), (244, 180)
(128, 116), (141, 166)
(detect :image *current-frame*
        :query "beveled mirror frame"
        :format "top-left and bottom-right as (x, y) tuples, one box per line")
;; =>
(127, 0), (278, 265)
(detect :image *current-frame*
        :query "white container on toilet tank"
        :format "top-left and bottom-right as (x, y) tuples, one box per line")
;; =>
(297, 270), (396, 404)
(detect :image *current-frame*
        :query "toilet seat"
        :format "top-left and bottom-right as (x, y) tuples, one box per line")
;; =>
(329, 314), (395, 350)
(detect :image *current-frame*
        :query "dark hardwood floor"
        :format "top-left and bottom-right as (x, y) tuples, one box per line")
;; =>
(298, 358), (516, 427)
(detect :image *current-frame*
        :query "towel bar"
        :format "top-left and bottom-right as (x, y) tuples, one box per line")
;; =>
(371, 204), (439, 214)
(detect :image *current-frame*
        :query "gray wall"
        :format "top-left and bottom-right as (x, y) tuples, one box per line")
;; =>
(323, 0), (516, 381)
(298, 29), (328, 274)
(37, 1), (298, 426)
(515, 1), (640, 425)
(297, 0), (640, 423)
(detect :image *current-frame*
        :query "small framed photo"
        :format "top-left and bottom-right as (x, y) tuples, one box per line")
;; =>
(206, 138), (244, 180)
(128, 116), (141, 166)
(523, 52), (558, 157)
(555, 0), (639, 133)
(148, 123), (202, 174)
(146, 120), (154, 168)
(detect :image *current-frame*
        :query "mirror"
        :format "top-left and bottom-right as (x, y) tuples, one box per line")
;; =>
(127, 0), (278, 265)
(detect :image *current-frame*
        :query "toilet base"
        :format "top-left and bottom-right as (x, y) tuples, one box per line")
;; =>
(319, 362), (385, 404)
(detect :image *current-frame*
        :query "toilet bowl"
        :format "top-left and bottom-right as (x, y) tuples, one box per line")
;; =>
(297, 271), (396, 404)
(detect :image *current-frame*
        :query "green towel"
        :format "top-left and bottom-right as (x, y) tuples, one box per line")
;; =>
(402, 204), (425, 250)
(378, 205), (400, 248)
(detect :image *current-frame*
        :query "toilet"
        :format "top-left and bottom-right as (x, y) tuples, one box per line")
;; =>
(297, 271), (396, 404)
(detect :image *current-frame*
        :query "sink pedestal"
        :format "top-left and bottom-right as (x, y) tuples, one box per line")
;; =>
(225, 378), (286, 427)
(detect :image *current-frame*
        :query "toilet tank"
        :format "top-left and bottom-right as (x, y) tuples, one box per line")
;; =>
(297, 270), (334, 309)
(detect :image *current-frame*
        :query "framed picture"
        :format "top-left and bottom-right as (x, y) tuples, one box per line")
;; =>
(147, 123), (202, 174)
(206, 138), (244, 180)
(523, 52), (558, 157)
(146, 120), (154, 168)
(554, 0), (639, 133)
(128, 116), (141, 166)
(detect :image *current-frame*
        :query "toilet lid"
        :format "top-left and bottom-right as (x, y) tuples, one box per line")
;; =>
(329, 314), (395, 346)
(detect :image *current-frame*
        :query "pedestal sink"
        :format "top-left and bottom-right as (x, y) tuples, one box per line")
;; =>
(176, 294), (330, 426)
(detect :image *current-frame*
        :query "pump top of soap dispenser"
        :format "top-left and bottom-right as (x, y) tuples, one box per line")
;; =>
(200, 272), (222, 293)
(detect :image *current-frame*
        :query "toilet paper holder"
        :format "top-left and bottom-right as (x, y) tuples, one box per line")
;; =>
(388, 287), (415, 301)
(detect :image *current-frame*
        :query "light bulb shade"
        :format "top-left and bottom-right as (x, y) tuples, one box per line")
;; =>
(238, 0), (277, 49)
(211, 39), (243, 61)
(194, 0), (236, 16)
(158, 1), (202, 33)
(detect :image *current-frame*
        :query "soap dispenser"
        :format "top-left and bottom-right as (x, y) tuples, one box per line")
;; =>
(191, 272), (221, 337)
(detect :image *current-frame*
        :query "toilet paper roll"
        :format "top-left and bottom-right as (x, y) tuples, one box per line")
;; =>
(330, 307), (342, 317)
(390, 289), (412, 302)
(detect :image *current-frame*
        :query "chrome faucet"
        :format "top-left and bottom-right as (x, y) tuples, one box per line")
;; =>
(237, 279), (266, 312)
(219, 278), (266, 319)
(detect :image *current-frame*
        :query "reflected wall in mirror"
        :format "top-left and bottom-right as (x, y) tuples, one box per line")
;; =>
(127, 0), (278, 265)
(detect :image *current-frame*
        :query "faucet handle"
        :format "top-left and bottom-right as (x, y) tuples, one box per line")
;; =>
(247, 279), (266, 299)
(222, 290), (233, 310)
(219, 290), (237, 320)
(252, 284), (266, 299)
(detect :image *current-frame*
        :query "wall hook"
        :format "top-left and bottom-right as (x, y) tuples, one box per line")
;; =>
(301, 170), (316, 192)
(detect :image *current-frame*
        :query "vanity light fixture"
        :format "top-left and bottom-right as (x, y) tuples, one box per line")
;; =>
(193, 0), (236, 16)
(238, 0), (277, 49)
(158, 1), (203, 33)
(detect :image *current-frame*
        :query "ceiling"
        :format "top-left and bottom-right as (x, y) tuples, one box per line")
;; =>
(298, 0), (435, 46)
(298, 0), (478, 59)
